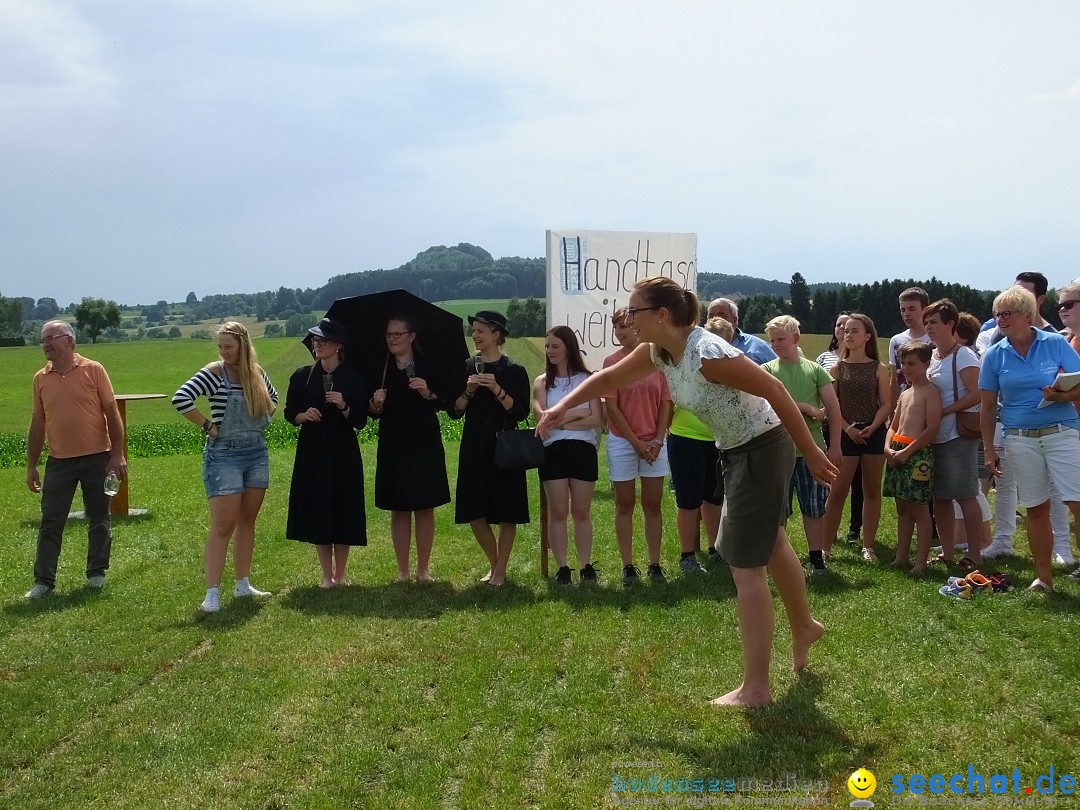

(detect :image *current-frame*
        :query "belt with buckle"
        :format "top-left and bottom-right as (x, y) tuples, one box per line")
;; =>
(1006, 425), (1065, 438)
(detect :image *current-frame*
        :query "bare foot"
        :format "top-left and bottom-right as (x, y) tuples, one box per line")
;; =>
(480, 570), (493, 583)
(320, 579), (335, 590)
(911, 565), (926, 575)
(793, 619), (825, 673)
(709, 685), (772, 708)
(487, 574), (505, 587)
(416, 572), (434, 583)
(395, 574), (410, 583)
(334, 577), (350, 587)
(890, 559), (907, 569)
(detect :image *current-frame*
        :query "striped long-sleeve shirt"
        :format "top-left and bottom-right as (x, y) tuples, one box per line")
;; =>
(172, 363), (279, 425)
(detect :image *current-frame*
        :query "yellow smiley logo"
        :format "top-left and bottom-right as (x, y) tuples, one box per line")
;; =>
(847, 768), (876, 799)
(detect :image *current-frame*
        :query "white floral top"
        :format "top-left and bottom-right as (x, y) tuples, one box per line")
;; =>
(651, 327), (780, 450)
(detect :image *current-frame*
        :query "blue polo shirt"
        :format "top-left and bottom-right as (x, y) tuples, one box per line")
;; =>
(978, 329), (1080, 430)
(732, 330), (777, 365)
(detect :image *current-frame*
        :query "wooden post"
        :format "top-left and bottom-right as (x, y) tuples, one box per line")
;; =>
(112, 398), (130, 516)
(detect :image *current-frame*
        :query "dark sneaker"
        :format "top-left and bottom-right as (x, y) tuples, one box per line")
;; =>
(554, 566), (572, 585)
(810, 563), (829, 577)
(646, 563), (667, 584)
(679, 555), (706, 574)
(579, 563), (598, 582)
(621, 565), (640, 586)
(846, 530), (861, 547)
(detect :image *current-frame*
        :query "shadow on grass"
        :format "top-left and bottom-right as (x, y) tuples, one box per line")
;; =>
(278, 579), (543, 619)
(3, 584), (102, 617)
(619, 673), (881, 800)
(189, 594), (266, 629)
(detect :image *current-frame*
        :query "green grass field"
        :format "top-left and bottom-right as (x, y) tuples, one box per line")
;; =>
(1, 444), (1078, 809)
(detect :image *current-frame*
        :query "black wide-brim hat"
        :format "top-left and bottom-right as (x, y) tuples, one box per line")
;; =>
(306, 317), (348, 344)
(467, 310), (510, 336)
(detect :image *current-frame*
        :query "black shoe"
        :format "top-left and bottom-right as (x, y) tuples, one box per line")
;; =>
(554, 566), (572, 585)
(579, 563), (598, 582)
(846, 530), (861, 547)
(621, 565), (640, 586)
(646, 563), (667, 584)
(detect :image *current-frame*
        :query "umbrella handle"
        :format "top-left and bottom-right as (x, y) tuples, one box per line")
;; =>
(380, 353), (390, 389)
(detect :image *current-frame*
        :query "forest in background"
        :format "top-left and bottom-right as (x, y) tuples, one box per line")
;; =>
(2, 241), (1039, 342)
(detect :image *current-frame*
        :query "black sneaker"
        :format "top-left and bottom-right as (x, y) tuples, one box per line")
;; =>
(579, 563), (598, 582)
(707, 546), (722, 564)
(646, 563), (667, 584)
(846, 530), (861, 547)
(621, 565), (640, 586)
(554, 566), (572, 585)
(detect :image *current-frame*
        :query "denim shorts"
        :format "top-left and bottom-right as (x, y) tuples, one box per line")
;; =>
(203, 437), (270, 498)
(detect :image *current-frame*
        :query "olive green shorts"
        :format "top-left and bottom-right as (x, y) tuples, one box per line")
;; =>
(718, 426), (795, 568)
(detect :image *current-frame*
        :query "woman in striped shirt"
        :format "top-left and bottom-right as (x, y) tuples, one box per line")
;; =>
(173, 322), (278, 613)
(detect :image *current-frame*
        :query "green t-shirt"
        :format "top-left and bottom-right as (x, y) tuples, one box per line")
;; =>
(762, 356), (832, 454)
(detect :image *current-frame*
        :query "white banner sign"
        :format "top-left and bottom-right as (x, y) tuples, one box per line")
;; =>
(546, 229), (697, 353)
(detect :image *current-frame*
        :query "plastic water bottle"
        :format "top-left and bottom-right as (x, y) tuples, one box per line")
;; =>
(103, 472), (121, 497)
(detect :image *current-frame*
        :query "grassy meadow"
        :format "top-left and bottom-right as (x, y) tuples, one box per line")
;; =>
(3, 330), (1077, 808)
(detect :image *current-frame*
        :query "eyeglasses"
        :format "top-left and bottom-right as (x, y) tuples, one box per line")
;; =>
(992, 311), (1014, 321)
(385, 331), (411, 340)
(310, 337), (329, 346)
(39, 334), (69, 345)
(1058, 300), (1079, 312)
(625, 306), (659, 320)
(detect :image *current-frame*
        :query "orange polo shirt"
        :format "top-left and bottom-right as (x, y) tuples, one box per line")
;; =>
(32, 354), (116, 459)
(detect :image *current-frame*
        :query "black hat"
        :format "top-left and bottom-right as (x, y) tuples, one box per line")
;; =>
(467, 310), (510, 336)
(306, 318), (348, 344)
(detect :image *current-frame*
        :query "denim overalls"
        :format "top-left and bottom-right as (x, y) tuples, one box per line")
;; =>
(202, 363), (271, 498)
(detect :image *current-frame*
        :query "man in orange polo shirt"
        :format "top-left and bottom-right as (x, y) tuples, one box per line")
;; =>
(24, 320), (127, 598)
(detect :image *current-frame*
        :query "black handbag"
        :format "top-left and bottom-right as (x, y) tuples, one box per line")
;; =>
(494, 428), (546, 471)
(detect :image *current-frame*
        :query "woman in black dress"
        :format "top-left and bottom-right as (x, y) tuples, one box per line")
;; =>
(284, 318), (368, 588)
(369, 315), (451, 582)
(449, 310), (531, 586)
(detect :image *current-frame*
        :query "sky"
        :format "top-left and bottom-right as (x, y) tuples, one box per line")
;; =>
(2, 0), (1079, 306)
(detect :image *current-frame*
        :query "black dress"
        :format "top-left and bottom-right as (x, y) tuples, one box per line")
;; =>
(284, 361), (368, 545)
(451, 355), (531, 525)
(373, 354), (452, 511)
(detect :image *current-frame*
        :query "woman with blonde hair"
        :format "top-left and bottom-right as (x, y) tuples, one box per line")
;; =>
(173, 321), (278, 612)
(979, 286), (1080, 592)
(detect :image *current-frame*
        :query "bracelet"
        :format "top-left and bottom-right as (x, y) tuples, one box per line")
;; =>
(201, 419), (212, 434)
(497, 389), (508, 402)
(463, 390), (475, 400)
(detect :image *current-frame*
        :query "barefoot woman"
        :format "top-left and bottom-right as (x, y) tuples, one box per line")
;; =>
(537, 278), (837, 707)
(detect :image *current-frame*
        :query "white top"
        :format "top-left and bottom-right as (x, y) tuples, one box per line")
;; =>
(927, 345), (980, 444)
(542, 372), (598, 447)
(889, 330), (934, 393)
(651, 327), (779, 450)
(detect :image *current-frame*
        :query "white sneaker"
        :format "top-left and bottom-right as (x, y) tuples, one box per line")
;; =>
(1052, 552), (1076, 567)
(24, 583), (51, 599)
(87, 575), (106, 589)
(982, 543), (1013, 560)
(234, 578), (271, 598)
(201, 586), (221, 613)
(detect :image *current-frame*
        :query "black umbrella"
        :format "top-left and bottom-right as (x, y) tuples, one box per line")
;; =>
(315, 289), (471, 388)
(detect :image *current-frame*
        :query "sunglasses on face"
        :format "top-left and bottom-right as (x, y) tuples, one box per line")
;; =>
(1058, 300), (1079, 312)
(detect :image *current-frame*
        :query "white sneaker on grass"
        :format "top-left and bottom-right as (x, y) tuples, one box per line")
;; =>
(201, 586), (221, 613)
(24, 583), (51, 599)
(982, 542), (1012, 560)
(234, 578), (271, 598)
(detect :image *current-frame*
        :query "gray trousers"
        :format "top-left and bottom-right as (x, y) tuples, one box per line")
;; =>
(34, 451), (112, 588)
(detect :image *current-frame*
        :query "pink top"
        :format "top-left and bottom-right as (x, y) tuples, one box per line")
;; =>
(603, 348), (672, 441)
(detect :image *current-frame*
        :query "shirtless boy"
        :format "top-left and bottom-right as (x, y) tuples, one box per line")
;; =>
(883, 342), (942, 572)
